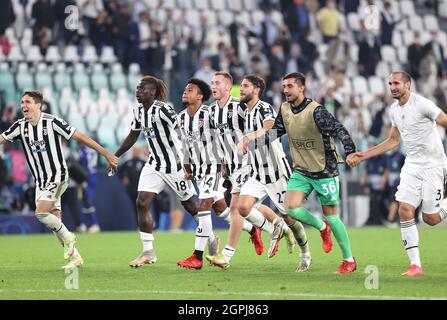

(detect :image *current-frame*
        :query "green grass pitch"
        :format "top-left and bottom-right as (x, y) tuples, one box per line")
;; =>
(1, 226), (446, 300)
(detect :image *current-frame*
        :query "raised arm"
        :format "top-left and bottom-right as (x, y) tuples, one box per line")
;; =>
(72, 130), (118, 171)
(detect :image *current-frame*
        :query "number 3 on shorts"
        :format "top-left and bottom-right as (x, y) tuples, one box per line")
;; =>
(321, 182), (336, 195)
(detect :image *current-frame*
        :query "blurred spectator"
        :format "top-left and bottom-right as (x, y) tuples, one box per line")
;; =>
(423, 31), (445, 78)
(258, 7), (281, 53)
(204, 24), (231, 55)
(4, 143), (27, 198)
(118, 145), (146, 219)
(78, 142), (101, 234)
(111, 3), (132, 68)
(228, 54), (246, 85)
(319, 86), (342, 117)
(316, 0), (341, 44)
(358, 33), (381, 77)
(91, 10), (112, 56)
(418, 48), (438, 98)
(326, 32), (350, 71)
(54, 0), (79, 45)
(344, 0), (360, 13)
(338, 94), (368, 151)
(286, 42), (311, 75)
(80, 0), (104, 40)
(31, 0), (55, 43)
(265, 81), (284, 109)
(130, 11), (150, 74)
(383, 148), (405, 228)
(146, 21), (165, 78)
(281, 0), (310, 44)
(360, 147), (388, 225)
(300, 31), (318, 67)
(268, 44), (287, 86)
(407, 32), (425, 80)
(380, 1), (401, 45)
(194, 57), (216, 85)
(0, 34), (12, 57)
(0, 105), (17, 133)
(0, 0), (15, 36)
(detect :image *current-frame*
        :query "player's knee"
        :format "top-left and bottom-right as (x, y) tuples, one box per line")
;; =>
(398, 205), (414, 220)
(238, 202), (251, 216)
(198, 198), (214, 212)
(422, 214), (438, 226)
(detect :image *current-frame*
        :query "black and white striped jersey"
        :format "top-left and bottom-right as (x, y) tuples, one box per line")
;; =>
(131, 100), (183, 174)
(1, 113), (76, 189)
(245, 100), (292, 184)
(208, 96), (247, 175)
(179, 105), (221, 180)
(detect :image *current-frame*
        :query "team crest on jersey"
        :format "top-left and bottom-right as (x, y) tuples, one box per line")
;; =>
(198, 119), (204, 128)
(43, 128), (48, 136)
(228, 112), (232, 119)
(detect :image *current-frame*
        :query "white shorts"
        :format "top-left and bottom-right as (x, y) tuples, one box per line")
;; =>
(35, 180), (69, 211)
(395, 165), (447, 214)
(240, 175), (288, 212)
(137, 164), (196, 201)
(197, 173), (225, 202)
(229, 165), (251, 194)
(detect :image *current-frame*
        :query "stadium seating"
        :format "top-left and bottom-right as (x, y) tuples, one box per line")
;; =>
(34, 63), (53, 91)
(16, 62), (35, 93)
(0, 62), (16, 104)
(72, 63), (91, 93)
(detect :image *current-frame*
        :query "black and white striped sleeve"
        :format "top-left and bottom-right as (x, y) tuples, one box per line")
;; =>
(131, 106), (142, 131)
(259, 103), (275, 123)
(52, 117), (76, 140)
(160, 105), (178, 129)
(1, 120), (21, 142)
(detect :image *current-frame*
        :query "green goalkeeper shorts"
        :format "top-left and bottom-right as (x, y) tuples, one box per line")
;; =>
(287, 171), (340, 205)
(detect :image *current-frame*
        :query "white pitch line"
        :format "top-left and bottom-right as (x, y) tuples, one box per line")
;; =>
(0, 289), (446, 300)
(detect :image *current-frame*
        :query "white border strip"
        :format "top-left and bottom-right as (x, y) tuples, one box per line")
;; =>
(0, 289), (446, 300)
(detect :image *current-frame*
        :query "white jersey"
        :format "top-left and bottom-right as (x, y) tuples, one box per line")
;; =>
(389, 93), (447, 169)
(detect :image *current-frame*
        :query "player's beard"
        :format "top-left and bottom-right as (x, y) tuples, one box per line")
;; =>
(240, 93), (253, 104)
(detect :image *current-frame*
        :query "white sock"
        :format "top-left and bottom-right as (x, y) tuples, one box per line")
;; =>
(246, 208), (274, 234)
(36, 213), (71, 242)
(242, 219), (254, 233)
(222, 245), (235, 261)
(289, 221), (309, 254)
(140, 232), (154, 252)
(195, 211), (212, 251)
(193, 213), (216, 244)
(400, 219), (421, 267)
(218, 208), (231, 222)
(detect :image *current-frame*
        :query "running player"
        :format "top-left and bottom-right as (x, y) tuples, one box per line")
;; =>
(0, 91), (118, 269)
(176, 78), (263, 269)
(235, 74), (312, 272)
(204, 72), (295, 269)
(348, 71), (447, 276)
(107, 76), (219, 267)
(273, 72), (357, 274)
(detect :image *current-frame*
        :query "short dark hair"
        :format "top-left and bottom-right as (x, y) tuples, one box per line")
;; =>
(22, 91), (43, 104)
(243, 74), (266, 97)
(187, 78), (212, 102)
(391, 70), (411, 84)
(214, 71), (233, 85)
(282, 72), (306, 86)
